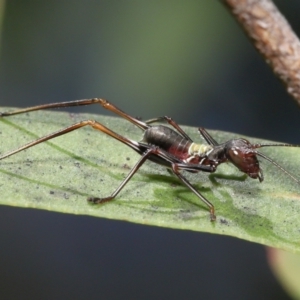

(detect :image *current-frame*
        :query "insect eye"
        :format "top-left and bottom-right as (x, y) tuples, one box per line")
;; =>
(227, 148), (243, 165)
(231, 149), (240, 156)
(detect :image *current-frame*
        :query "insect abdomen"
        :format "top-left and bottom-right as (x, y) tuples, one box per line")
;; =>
(143, 125), (191, 159)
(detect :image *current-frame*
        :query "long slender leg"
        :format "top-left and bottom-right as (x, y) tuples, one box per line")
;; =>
(198, 127), (218, 146)
(90, 146), (216, 220)
(0, 119), (141, 160)
(98, 99), (150, 131)
(0, 99), (102, 116)
(175, 162), (215, 173)
(0, 98), (149, 131)
(171, 163), (216, 221)
(146, 116), (193, 142)
(88, 147), (158, 203)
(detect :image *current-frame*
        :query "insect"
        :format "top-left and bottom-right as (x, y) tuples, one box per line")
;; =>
(0, 98), (299, 221)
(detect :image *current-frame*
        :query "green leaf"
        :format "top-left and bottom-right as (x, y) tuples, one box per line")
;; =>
(0, 108), (300, 253)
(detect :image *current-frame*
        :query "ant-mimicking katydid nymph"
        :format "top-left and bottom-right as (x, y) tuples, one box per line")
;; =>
(0, 98), (299, 221)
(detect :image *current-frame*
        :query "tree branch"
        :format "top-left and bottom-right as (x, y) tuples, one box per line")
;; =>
(222, 0), (300, 107)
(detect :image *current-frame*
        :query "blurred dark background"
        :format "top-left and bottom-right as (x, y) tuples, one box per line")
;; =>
(0, 0), (299, 299)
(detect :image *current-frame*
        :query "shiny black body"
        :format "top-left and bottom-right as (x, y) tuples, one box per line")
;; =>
(143, 125), (191, 154)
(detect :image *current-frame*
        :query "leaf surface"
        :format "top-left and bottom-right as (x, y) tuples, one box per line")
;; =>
(0, 108), (299, 252)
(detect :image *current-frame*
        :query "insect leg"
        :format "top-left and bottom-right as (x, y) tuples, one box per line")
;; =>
(175, 162), (215, 173)
(171, 163), (216, 221)
(198, 127), (218, 146)
(97, 99), (150, 131)
(88, 147), (159, 204)
(91, 146), (216, 216)
(146, 116), (193, 142)
(0, 98), (150, 131)
(0, 120), (142, 160)
(0, 99), (104, 116)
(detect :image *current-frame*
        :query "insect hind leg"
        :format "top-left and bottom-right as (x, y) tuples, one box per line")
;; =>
(0, 98), (150, 132)
(98, 99), (150, 131)
(0, 119), (142, 160)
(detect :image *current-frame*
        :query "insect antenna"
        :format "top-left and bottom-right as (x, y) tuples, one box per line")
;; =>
(254, 143), (300, 184)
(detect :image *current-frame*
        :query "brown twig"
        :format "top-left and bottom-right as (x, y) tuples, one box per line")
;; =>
(222, 0), (300, 107)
